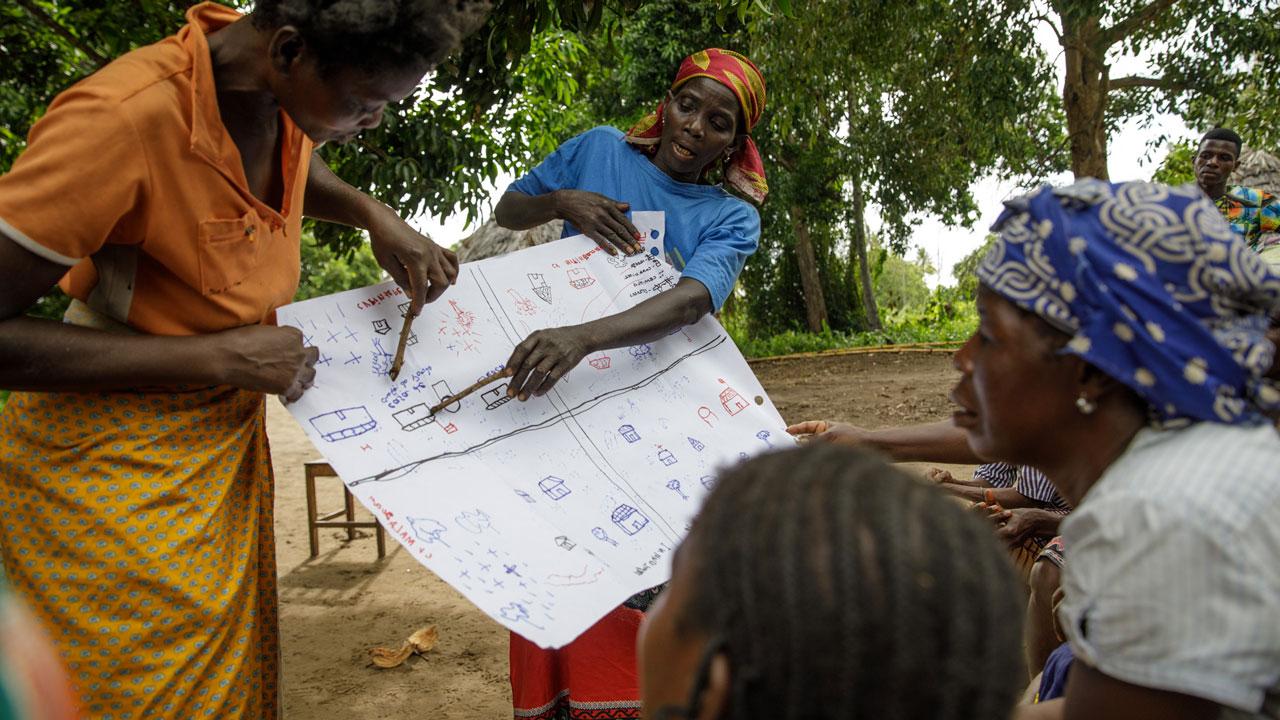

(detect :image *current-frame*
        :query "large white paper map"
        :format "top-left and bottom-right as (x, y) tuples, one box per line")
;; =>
(277, 212), (790, 647)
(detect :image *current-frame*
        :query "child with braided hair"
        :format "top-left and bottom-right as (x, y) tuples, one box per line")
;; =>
(637, 444), (1027, 720)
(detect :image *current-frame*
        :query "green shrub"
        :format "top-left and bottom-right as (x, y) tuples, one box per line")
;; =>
(1152, 141), (1195, 186)
(726, 286), (977, 358)
(295, 231), (385, 302)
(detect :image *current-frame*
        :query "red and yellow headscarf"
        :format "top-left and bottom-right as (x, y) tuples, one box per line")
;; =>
(625, 48), (768, 205)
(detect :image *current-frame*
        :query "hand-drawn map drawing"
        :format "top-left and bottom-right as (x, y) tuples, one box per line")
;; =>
(278, 212), (791, 648)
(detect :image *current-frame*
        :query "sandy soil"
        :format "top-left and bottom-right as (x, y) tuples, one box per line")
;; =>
(271, 349), (967, 719)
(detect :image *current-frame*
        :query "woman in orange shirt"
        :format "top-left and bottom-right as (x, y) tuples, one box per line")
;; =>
(0, 2), (487, 718)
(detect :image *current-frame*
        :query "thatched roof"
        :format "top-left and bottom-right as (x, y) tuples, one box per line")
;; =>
(1233, 148), (1280, 195)
(455, 219), (564, 263)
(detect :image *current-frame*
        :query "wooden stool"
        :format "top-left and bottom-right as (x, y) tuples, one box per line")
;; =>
(304, 461), (386, 559)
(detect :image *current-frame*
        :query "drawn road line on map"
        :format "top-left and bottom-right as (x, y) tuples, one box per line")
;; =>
(346, 336), (725, 486)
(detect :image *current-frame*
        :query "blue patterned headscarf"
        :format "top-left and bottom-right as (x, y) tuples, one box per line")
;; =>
(979, 179), (1280, 425)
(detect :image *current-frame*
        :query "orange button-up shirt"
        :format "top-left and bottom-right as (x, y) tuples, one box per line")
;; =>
(0, 2), (313, 335)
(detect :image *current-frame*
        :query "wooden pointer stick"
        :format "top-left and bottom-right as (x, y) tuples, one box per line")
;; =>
(388, 304), (415, 381)
(428, 368), (514, 415)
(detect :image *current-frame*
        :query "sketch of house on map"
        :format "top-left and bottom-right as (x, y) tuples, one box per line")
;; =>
(278, 212), (790, 648)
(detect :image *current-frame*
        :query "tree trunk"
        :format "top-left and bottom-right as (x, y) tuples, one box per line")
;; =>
(789, 204), (829, 333)
(1060, 9), (1110, 180)
(844, 89), (881, 331)
(849, 183), (881, 331)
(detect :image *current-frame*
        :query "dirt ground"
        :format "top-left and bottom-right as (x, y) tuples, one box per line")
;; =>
(270, 349), (969, 719)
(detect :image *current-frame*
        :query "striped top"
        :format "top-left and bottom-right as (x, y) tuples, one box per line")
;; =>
(974, 462), (1072, 512)
(1058, 422), (1280, 716)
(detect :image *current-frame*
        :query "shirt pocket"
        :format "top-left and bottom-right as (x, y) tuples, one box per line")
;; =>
(197, 212), (262, 295)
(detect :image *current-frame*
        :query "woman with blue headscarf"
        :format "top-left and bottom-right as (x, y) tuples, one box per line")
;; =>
(949, 180), (1280, 720)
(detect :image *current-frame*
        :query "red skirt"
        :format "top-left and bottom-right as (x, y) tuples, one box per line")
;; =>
(510, 605), (643, 720)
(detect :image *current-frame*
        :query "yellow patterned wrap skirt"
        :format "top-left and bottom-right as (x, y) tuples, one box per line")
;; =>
(0, 387), (278, 719)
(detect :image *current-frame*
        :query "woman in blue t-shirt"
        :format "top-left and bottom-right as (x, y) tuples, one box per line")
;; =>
(495, 49), (767, 401)
(495, 48), (768, 720)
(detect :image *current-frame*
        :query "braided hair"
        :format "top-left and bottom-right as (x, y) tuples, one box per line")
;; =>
(251, 0), (491, 75)
(677, 445), (1025, 720)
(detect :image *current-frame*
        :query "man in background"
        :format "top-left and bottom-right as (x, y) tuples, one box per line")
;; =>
(1195, 127), (1280, 265)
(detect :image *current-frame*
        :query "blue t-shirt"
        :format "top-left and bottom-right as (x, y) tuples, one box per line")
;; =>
(507, 126), (760, 310)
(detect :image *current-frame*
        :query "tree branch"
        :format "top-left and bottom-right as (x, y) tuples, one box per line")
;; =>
(14, 0), (110, 69)
(1024, 134), (1072, 182)
(1100, 0), (1178, 49)
(1031, 11), (1064, 44)
(357, 140), (391, 161)
(1110, 75), (1186, 91)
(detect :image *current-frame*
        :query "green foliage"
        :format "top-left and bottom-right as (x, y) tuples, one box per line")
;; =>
(0, 389), (7, 411)
(1152, 141), (1196, 186)
(1, 0), (772, 242)
(1048, 0), (1279, 175)
(731, 0), (1064, 335)
(578, 0), (748, 129)
(313, 22), (601, 252)
(294, 232), (386, 302)
(0, 0), (783, 336)
(872, 240), (932, 316)
(758, 0), (1065, 237)
(1141, 1), (1279, 135)
(568, 0), (873, 339)
(1209, 82), (1280, 153)
(11, 0), (1269, 351)
(725, 285), (976, 358)
(741, 146), (862, 336)
(951, 236), (996, 300)
(322, 0), (777, 251)
(1, 1), (200, 171)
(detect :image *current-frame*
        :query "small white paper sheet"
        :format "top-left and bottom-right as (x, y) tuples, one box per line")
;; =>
(278, 212), (790, 647)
